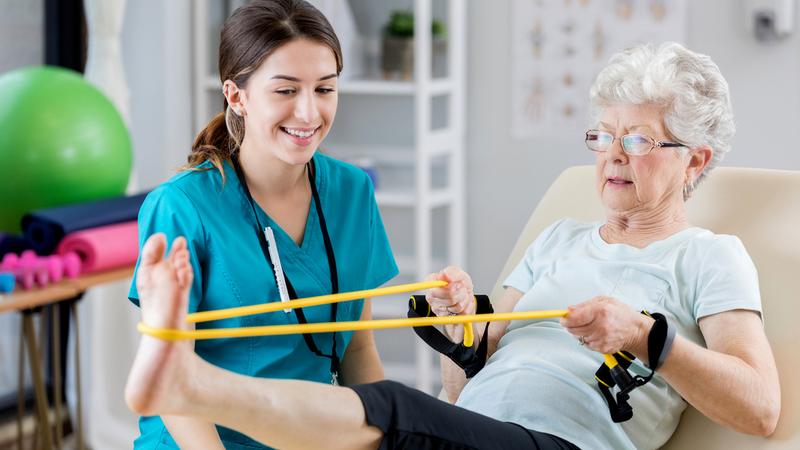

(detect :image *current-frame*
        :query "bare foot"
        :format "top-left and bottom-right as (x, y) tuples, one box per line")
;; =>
(125, 233), (195, 416)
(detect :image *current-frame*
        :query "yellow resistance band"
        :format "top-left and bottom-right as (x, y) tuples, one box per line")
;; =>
(184, 280), (477, 346)
(138, 310), (569, 341)
(187, 280), (448, 323)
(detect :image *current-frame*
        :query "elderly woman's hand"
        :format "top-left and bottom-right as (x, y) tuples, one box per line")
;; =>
(425, 266), (476, 317)
(560, 296), (654, 356)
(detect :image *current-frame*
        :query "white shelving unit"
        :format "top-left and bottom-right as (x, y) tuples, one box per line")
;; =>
(191, 0), (466, 395)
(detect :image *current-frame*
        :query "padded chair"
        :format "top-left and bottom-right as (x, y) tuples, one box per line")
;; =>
(486, 166), (800, 448)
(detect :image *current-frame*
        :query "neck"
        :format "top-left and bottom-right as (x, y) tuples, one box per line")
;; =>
(601, 202), (690, 248)
(237, 141), (308, 197)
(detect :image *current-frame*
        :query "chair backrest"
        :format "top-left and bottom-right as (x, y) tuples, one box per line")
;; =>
(489, 166), (800, 449)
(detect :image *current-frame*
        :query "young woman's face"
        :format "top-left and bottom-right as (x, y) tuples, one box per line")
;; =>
(237, 39), (339, 166)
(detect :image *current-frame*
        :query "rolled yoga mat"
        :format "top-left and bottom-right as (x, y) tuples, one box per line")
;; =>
(21, 192), (148, 254)
(0, 233), (32, 258)
(56, 221), (139, 274)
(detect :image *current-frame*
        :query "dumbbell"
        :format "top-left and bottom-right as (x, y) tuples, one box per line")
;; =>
(0, 272), (14, 293)
(0, 251), (82, 290)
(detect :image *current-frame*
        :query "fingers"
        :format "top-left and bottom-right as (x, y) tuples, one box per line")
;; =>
(428, 266), (473, 297)
(425, 266), (475, 316)
(560, 303), (595, 329)
(559, 297), (639, 354)
(140, 233), (167, 267)
(440, 266), (472, 285)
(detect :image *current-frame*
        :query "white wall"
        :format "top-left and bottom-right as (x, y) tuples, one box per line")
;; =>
(0, 0), (42, 73)
(465, 0), (800, 292)
(0, 0), (43, 406)
(122, 0), (194, 190)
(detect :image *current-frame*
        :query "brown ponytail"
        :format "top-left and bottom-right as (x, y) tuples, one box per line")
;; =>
(182, 0), (343, 181)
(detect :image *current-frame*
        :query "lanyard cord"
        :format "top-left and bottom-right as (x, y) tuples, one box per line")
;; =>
(231, 153), (341, 377)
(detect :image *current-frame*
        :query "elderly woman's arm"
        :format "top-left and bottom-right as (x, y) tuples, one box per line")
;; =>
(562, 298), (780, 436)
(423, 267), (524, 403)
(438, 286), (524, 403)
(657, 309), (780, 436)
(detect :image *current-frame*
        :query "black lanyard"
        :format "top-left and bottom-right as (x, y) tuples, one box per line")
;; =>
(231, 153), (341, 382)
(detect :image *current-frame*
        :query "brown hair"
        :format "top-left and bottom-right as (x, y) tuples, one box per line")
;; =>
(185, 0), (343, 180)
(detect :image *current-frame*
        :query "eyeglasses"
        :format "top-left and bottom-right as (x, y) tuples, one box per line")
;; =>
(585, 129), (686, 156)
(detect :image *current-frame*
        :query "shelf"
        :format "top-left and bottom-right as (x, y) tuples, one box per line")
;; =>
(204, 76), (453, 97)
(428, 130), (456, 158)
(376, 188), (453, 208)
(395, 256), (446, 277)
(371, 295), (408, 319)
(325, 130), (454, 164)
(334, 78), (453, 96)
(339, 79), (414, 95)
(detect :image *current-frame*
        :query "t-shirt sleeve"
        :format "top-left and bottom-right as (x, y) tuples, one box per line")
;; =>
(503, 218), (567, 294)
(363, 179), (399, 289)
(694, 235), (762, 320)
(128, 184), (206, 314)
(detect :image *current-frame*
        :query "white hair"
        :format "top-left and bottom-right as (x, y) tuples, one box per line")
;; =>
(589, 42), (735, 189)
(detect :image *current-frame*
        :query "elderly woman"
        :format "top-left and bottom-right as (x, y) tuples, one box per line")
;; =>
(125, 42), (780, 450)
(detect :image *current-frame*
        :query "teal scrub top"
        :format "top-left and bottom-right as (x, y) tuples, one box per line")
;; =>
(128, 152), (398, 449)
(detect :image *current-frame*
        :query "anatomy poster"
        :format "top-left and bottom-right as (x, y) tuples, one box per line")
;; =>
(511, 0), (688, 138)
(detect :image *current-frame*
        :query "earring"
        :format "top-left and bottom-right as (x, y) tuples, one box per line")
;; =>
(683, 178), (695, 200)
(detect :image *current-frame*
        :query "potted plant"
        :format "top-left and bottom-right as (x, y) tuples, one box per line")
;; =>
(381, 10), (447, 80)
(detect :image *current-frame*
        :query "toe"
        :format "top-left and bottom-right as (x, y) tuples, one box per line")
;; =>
(141, 234), (167, 267)
(169, 237), (188, 256)
(177, 265), (194, 291)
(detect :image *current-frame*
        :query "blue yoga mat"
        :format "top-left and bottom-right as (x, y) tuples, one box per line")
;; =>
(0, 233), (31, 258)
(21, 192), (149, 255)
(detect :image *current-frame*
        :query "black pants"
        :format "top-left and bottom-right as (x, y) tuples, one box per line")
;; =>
(350, 380), (580, 450)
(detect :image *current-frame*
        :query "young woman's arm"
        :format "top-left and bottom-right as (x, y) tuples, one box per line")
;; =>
(339, 299), (385, 385)
(162, 416), (225, 449)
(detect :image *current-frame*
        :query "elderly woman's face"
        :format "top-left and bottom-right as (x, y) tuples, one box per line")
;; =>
(595, 104), (687, 214)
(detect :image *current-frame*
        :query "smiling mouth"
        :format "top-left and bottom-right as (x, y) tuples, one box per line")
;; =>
(280, 126), (320, 139)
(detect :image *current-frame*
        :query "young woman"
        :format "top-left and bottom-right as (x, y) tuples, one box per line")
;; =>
(127, 1), (399, 448)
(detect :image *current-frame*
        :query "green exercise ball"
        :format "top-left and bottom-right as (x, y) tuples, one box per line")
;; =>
(0, 66), (132, 233)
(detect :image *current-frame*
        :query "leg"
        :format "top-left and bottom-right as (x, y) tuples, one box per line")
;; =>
(351, 380), (578, 450)
(125, 234), (383, 450)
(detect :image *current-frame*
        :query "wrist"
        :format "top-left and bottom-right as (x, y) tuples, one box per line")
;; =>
(444, 323), (464, 342)
(629, 315), (655, 361)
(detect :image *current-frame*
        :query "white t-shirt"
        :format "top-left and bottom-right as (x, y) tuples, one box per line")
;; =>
(455, 218), (761, 449)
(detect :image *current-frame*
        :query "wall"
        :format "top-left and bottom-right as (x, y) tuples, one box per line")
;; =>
(122, 0), (194, 190)
(0, 0), (43, 407)
(465, 0), (800, 292)
(0, 0), (42, 73)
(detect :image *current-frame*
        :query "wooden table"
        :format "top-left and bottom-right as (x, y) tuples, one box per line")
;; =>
(0, 267), (134, 450)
